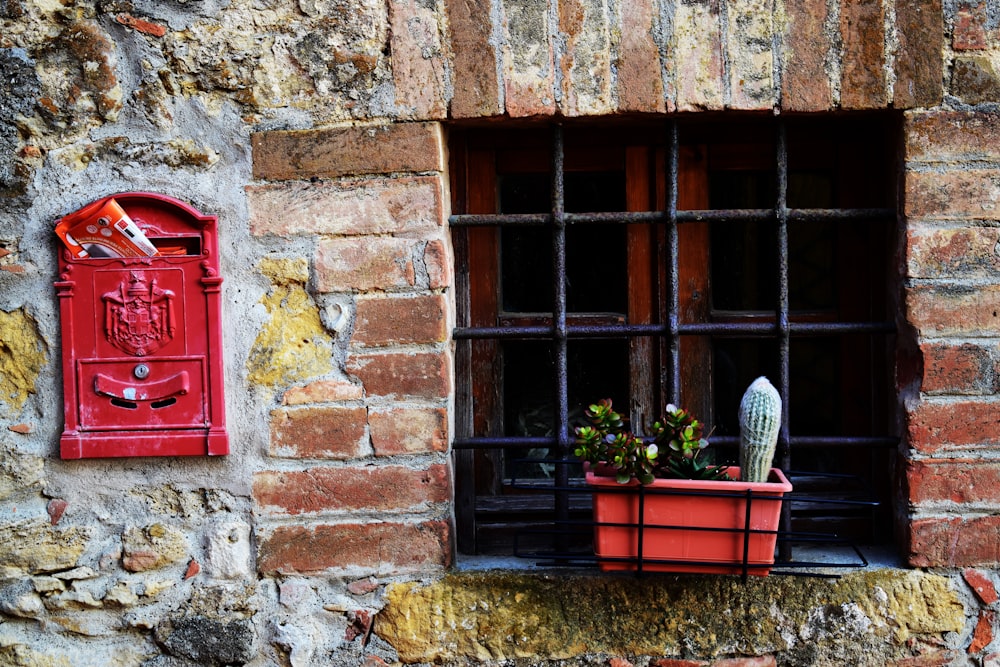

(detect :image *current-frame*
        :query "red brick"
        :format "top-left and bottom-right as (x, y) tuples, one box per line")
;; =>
(258, 520), (452, 574)
(919, 342), (996, 394)
(889, 650), (965, 667)
(954, 3), (988, 50)
(251, 123), (444, 181)
(618, 2), (666, 113)
(281, 378), (364, 406)
(840, 0), (888, 109)
(907, 224), (1000, 280)
(369, 406), (448, 455)
(347, 352), (451, 400)
(906, 168), (1000, 222)
(184, 559), (201, 580)
(906, 111), (1000, 163)
(445, 0), (501, 118)
(389, 0), (448, 119)
(253, 464), (451, 515)
(909, 515), (1000, 567)
(352, 294), (447, 347)
(652, 660), (708, 667)
(423, 238), (450, 289)
(502, 1), (557, 117)
(906, 284), (1000, 337)
(711, 658), (776, 667)
(47, 499), (68, 526)
(906, 400), (1000, 454)
(782, 0), (834, 111)
(315, 237), (418, 293)
(609, 658), (634, 667)
(970, 610), (995, 653)
(248, 176), (444, 237)
(269, 406), (368, 459)
(908, 459), (1000, 504)
(115, 13), (167, 37)
(964, 568), (1000, 605)
(893, 0), (943, 108)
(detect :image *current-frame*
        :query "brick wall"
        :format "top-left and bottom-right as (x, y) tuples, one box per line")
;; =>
(903, 110), (1000, 567)
(248, 123), (454, 576)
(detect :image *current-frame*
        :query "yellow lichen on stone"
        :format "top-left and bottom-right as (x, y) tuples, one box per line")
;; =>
(247, 258), (334, 388)
(375, 570), (967, 665)
(0, 521), (88, 577)
(854, 570), (965, 642)
(122, 523), (189, 573)
(0, 309), (48, 416)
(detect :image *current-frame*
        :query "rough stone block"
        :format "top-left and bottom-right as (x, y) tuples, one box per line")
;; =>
(558, 0), (614, 116)
(122, 523), (188, 573)
(0, 522), (88, 576)
(204, 520), (252, 580)
(502, 0), (557, 117)
(726, 0), (775, 109)
(674, 0), (724, 111)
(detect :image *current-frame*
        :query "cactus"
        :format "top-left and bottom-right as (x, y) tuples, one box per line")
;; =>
(738, 377), (782, 483)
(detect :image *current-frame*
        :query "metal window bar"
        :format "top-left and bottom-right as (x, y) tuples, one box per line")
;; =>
(451, 120), (897, 562)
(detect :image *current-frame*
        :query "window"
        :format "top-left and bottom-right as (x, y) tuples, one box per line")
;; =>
(450, 116), (898, 557)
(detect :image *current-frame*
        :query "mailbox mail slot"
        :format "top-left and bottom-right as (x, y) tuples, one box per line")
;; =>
(56, 192), (228, 458)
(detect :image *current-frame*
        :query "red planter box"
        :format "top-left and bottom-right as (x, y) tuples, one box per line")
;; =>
(587, 467), (792, 575)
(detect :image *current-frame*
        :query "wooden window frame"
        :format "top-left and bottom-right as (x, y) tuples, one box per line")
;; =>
(450, 117), (899, 557)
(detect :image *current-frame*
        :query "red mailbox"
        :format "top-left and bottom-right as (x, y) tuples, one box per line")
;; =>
(55, 193), (228, 458)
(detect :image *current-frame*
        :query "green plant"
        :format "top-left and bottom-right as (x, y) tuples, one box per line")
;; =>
(573, 399), (728, 484)
(738, 376), (782, 483)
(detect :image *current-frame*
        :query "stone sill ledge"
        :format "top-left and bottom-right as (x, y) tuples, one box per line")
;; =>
(376, 550), (968, 666)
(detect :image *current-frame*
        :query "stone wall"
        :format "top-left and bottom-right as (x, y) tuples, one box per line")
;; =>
(3, 0), (1000, 665)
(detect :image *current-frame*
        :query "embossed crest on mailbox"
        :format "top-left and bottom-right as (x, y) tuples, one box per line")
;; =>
(55, 193), (229, 458)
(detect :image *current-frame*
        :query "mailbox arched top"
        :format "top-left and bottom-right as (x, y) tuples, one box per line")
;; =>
(57, 192), (220, 263)
(108, 192), (218, 236)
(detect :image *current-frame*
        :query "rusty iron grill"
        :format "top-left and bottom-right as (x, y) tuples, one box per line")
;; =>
(451, 120), (897, 566)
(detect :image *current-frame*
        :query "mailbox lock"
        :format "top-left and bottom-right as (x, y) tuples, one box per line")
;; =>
(133, 364), (150, 380)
